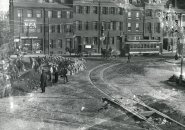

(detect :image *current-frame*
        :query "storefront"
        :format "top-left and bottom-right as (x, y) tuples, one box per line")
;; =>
(21, 37), (43, 54)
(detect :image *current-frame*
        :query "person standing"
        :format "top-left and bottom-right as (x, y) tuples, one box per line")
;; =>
(63, 67), (68, 83)
(54, 65), (59, 83)
(127, 53), (131, 63)
(40, 69), (47, 93)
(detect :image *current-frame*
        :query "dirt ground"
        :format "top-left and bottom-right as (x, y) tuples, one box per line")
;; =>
(104, 59), (185, 129)
(0, 58), (146, 130)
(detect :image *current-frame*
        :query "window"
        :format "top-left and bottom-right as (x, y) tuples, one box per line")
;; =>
(18, 9), (22, 17)
(50, 39), (54, 48)
(120, 22), (123, 31)
(155, 22), (160, 33)
(85, 22), (89, 30)
(76, 6), (82, 14)
(93, 21), (98, 30)
(75, 21), (82, 30)
(116, 22), (120, 30)
(36, 24), (42, 33)
(57, 11), (61, 18)
(113, 21), (117, 30)
(146, 9), (152, 17)
(57, 25), (60, 33)
(49, 0), (53, 3)
(93, 6), (98, 14)
(128, 23), (131, 31)
(66, 38), (72, 49)
(84, 6), (90, 14)
(27, 10), (33, 18)
(36, 10), (42, 18)
(110, 22), (113, 30)
(48, 11), (52, 18)
(136, 36), (140, 40)
(110, 37), (114, 44)
(58, 39), (62, 48)
(60, 24), (63, 33)
(128, 12), (131, 18)
(136, 23), (139, 31)
(146, 22), (152, 33)
(52, 10), (57, 18)
(118, 7), (123, 15)
(84, 37), (89, 44)
(66, 11), (71, 19)
(53, 40), (56, 48)
(110, 7), (116, 14)
(49, 25), (55, 33)
(102, 7), (108, 15)
(136, 12), (139, 19)
(65, 24), (72, 33)
(93, 37), (98, 45)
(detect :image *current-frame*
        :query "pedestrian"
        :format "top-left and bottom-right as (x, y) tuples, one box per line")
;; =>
(40, 69), (47, 93)
(63, 67), (68, 83)
(54, 65), (59, 83)
(127, 53), (131, 63)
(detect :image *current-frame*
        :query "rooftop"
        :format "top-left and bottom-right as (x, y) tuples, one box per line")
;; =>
(13, 0), (71, 9)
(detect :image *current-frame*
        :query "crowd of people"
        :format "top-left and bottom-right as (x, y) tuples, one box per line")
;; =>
(29, 55), (86, 93)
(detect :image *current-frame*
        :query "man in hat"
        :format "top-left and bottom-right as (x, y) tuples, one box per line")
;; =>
(40, 69), (47, 93)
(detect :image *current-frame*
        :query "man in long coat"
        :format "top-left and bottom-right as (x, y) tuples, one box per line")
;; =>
(40, 69), (47, 93)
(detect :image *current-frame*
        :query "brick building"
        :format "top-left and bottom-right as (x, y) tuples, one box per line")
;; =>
(73, 0), (126, 53)
(144, 0), (164, 41)
(123, 1), (144, 41)
(9, 0), (73, 54)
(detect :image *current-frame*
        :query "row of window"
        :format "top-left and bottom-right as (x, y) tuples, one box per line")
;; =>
(128, 11), (140, 18)
(130, 43), (159, 49)
(17, 9), (72, 19)
(128, 23), (140, 31)
(19, 24), (73, 33)
(80, 37), (116, 45)
(49, 38), (73, 49)
(145, 22), (161, 33)
(19, 22), (141, 33)
(74, 21), (124, 31)
(74, 6), (124, 15)
(145, 9), (162, 17)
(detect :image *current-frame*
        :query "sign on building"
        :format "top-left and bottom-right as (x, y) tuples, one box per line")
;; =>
(24, 19), (36, 33)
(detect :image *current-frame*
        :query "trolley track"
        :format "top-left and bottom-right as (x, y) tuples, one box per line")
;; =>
(88, 62), (185, 130)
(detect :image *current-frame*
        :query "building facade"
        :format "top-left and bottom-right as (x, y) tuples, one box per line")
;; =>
(73, 0), (126, 53)
(123, 1), (144, 41)
(10, 0), (73, 54)
(144, 0), (164, 41)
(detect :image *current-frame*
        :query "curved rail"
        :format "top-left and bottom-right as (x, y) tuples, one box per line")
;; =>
(88, 63), (162, 130)
(88, 62), (185, 130)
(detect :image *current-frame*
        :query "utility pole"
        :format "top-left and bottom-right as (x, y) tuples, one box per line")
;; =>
(48, 18), (50, 55)
(98, 0), (101, 53)
(19, 11), (21, 51)
(43, 8), (46, 54)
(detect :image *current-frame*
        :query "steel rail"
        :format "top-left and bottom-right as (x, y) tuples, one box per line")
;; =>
(88, 63), (162, 130)
(90, 62), (185, 129)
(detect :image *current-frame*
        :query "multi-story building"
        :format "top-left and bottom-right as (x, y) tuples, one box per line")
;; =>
(144, 0), (164, 41)
(9, 0), (73, 54)
(124, 1), (144, 41)
(73, 0), (126, 53)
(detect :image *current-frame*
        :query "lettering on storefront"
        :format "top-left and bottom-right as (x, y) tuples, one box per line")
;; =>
(24, 19), (36, 33)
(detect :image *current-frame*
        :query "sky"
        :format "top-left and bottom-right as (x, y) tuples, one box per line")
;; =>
(0, 0), (9, 11)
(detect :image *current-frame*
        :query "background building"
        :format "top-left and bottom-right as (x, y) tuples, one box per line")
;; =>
(73, 0), (126, 53)
(9, 0), (73, 54)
